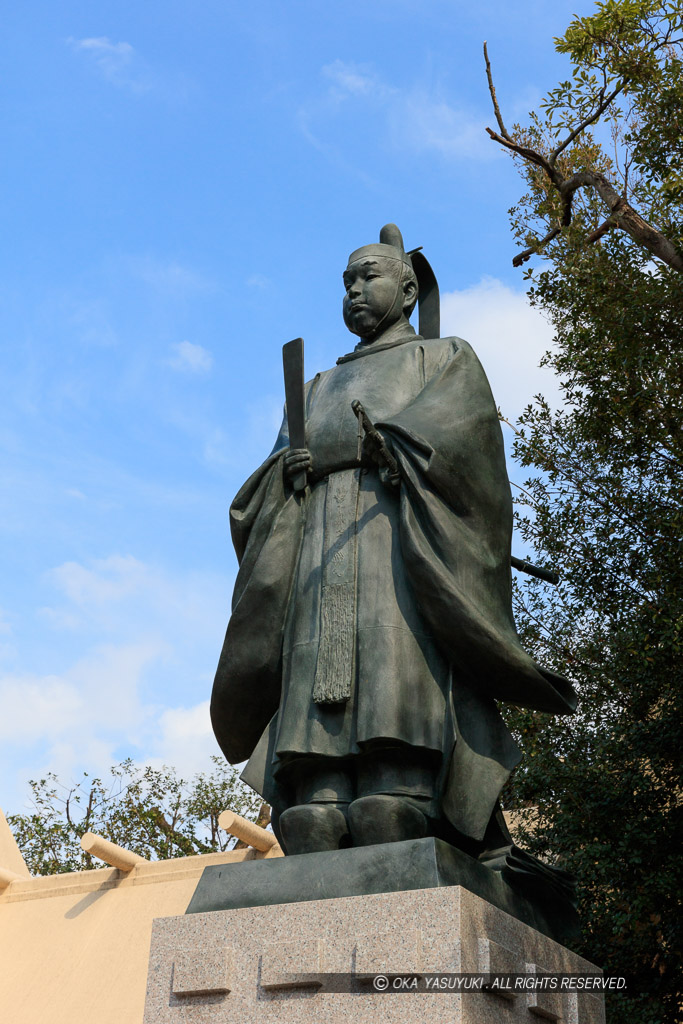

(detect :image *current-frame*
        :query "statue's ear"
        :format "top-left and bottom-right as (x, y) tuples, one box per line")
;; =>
(402, 274), (418, 312)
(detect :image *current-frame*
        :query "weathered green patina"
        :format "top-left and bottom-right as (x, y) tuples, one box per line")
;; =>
(211, 224), (576, 857)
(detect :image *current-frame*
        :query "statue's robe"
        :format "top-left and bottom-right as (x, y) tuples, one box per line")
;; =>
(211, 332), (576, 841)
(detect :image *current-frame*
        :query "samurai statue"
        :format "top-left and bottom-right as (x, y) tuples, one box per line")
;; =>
(211, 224), (577, 866)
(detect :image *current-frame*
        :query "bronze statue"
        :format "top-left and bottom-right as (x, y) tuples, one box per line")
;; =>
(211, 224), (576, 860)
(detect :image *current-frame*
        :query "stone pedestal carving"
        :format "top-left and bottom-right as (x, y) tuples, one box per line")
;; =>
(143, 885), (605, 1024)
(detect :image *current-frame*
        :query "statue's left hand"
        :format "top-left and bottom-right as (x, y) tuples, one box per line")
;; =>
(378, 464), (401, 489)
(362, 433), (400, 489)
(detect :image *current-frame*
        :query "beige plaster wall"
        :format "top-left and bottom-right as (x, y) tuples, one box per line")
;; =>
(0, 808), (31, 879)
(0, 839), (281, 1024)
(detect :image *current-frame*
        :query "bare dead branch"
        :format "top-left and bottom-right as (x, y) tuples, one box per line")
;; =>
(484, 127), (558, 180)
(482, 44), (683, 273)
(483, 42), (511, 140)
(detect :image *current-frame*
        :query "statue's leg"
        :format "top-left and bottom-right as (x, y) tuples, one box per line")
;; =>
(347, 746), (436, 846)
(277, 758), (352, 855)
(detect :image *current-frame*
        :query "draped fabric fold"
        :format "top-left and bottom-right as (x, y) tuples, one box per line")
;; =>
(211, 451), (304, 764)
(378, 341), (577, 715)
(211, 335), (576, 841)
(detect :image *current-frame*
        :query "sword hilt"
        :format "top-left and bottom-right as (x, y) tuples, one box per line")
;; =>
(351, 400), (400, 477)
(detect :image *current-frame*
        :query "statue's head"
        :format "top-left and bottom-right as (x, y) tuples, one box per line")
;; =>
(343, 224), (418, 342)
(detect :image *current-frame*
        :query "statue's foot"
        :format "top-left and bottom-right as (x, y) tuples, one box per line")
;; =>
(348, 794), (428, 846)
(279, 803), (350, 854)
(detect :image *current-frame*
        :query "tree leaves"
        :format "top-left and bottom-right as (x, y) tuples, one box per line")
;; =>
(497, 6), (682, 1022)
(485, 1), (683, 270)
(8, 757), (266, 873)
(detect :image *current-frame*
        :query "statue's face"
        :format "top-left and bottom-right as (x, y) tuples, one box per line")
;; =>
(342, 257), (402, 339)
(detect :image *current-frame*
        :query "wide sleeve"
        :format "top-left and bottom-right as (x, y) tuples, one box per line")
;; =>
(211, 443), (305, 764)
(379, 338), (577, 716)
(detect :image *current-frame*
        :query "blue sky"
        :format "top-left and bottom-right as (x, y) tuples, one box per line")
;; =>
(1, 0), (583, 814)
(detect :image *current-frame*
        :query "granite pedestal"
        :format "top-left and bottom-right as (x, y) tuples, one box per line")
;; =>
(143, 843), (605, 1024)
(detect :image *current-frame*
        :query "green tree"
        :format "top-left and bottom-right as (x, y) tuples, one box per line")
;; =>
(8, 757), (268, 875)
(485, 3), (682, 1023)
(484, 0), (682, 270)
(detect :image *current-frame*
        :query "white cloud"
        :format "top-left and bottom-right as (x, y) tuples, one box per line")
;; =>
(130, 256), (213, 295)
(440, 276), (561, 420)
(68, 298), (118, 348)
(247, 395), (284, 450)
(72, 35), (134, 65)
(1, 554), (235, 808)
(146, 700), (225, 779)
(202, 426), (231, 467)
(246, 274), (271, 290)
(168, 341), (213, 374)
(0, 675), (84, 743)
(199, 395), (282, 470)
(393, 90), (489, 159)
(323, 60), (387, 98)
(311, 60), (495, 163)
(0, 639), (162, 745)
(68, 36), (151, 93)
(0, 638), (170, 810)
(41, 553), (232, 641)
(158, 701), (212, 746)
(46, 554), (148, 612)
(68, 37), (193, 102)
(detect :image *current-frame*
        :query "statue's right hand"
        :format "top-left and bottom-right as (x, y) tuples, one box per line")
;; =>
(284, 448), (313, 482)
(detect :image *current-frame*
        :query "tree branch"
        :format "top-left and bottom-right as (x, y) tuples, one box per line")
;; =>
(585, 217), (617, 245)
(561, 171), (683, 271)
(483, 41), (511, 140)
(513, 226), (562, 268)
(482, 44), (683, 273)
(510, 479), (542, 507)
(152, 807), (203, 857)
(549, 81), (626, 165)
(65, 788), (77, 830)
(485, 126), (558, 182)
